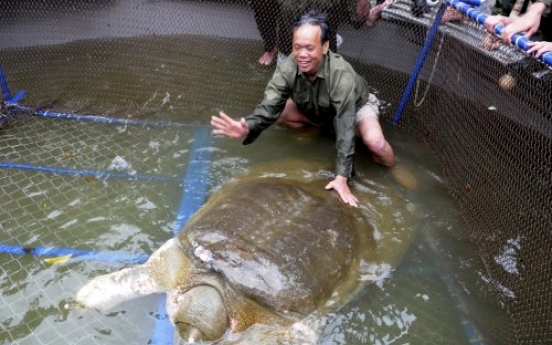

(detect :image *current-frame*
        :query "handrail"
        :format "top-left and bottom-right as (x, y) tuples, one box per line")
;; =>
(444, 0), (552, 66)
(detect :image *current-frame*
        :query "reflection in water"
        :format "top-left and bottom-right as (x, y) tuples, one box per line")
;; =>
(322, 304), (417, 345)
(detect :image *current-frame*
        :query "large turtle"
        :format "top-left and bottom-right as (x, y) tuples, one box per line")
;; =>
(77, 165), (416, 344)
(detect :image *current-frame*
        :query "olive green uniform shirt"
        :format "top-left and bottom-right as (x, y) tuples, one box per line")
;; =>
(243, 51), (374, 179)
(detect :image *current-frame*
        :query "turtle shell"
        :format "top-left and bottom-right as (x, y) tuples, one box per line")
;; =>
(178, 177), (366, 315)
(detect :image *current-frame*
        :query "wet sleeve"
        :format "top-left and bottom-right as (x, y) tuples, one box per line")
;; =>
(331, 74), (357, 179)
(243, 67), (290, 145)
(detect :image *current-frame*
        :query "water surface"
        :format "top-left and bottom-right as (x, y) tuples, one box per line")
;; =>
(0, 34), (510, 345)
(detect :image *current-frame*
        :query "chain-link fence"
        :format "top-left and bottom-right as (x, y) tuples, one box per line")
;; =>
(1, 0), (550, 344)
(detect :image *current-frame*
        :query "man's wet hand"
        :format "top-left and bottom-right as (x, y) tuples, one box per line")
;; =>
(325, 175), (359, 208)
(211, 111), (249, 138)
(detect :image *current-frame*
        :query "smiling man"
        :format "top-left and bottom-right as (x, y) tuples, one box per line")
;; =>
(211, 10), (395, 207)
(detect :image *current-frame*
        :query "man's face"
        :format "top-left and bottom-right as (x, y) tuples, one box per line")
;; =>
(292, 24), (329, 79)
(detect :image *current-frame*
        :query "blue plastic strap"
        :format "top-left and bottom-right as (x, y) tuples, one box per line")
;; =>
(150, 125), (213, 344)
(10, 90), (26, 103)
(173, 126), (213, 233)
(34, 109), (193, 128)
(0, 162), (178, 182)
(0, 244), (148, 263)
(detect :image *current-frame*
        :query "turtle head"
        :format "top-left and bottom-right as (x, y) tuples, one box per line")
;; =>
(168, 285), (228, 342)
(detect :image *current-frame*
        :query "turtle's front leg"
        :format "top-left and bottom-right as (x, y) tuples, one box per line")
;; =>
(77, 238), (190, 311)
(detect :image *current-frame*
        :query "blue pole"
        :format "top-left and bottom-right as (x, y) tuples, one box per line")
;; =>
(393, 2), (447, 124)
(150, 125), (213, 344)
(0, 63), (13, 101)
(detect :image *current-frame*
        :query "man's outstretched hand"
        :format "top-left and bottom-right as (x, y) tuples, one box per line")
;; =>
(211, 111), (249, 138)
(325, 175), (359, 207)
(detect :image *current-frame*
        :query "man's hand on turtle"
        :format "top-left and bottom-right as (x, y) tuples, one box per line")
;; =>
(325, 175), (359, 207)
(211, 111), (249, 138)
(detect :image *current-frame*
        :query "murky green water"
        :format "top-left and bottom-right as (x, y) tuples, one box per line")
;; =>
(0, 34), (510, 345)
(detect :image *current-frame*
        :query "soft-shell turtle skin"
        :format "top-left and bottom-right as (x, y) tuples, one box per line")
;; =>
(77, 170), (415, 344)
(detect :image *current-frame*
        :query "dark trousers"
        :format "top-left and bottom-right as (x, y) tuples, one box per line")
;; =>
(250, 0), (280, 53)
(250, 0), (349, 55)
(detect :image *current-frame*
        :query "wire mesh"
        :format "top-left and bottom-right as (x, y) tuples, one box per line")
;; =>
(1, 0), (551, 344)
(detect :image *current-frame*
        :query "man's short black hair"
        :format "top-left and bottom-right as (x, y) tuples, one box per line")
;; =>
(294, 10), (330, 44)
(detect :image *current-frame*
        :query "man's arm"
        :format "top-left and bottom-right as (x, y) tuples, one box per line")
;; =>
(331, 76), (358, 180)
(243, 65), (292, 145)
(211, 65), (291, 141)
(326, 69), (361, 207)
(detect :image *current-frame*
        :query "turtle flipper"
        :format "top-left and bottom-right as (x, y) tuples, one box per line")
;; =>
(76, 265), (159, 311)
(77, 238), (190, 311)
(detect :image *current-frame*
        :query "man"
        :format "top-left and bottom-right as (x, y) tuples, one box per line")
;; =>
(211, 10), (395, 207)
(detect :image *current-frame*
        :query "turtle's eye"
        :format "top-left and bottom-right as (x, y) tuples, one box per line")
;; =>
(170, 285), (228, 341)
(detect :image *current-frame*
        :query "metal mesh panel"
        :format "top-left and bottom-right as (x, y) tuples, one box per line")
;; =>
(1, 120), (191, 345)
(400, 48), (552, 345)
(1, 0), (551, 344)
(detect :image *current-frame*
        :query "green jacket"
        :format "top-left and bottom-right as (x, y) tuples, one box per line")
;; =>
(243, 51), (375, 179)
